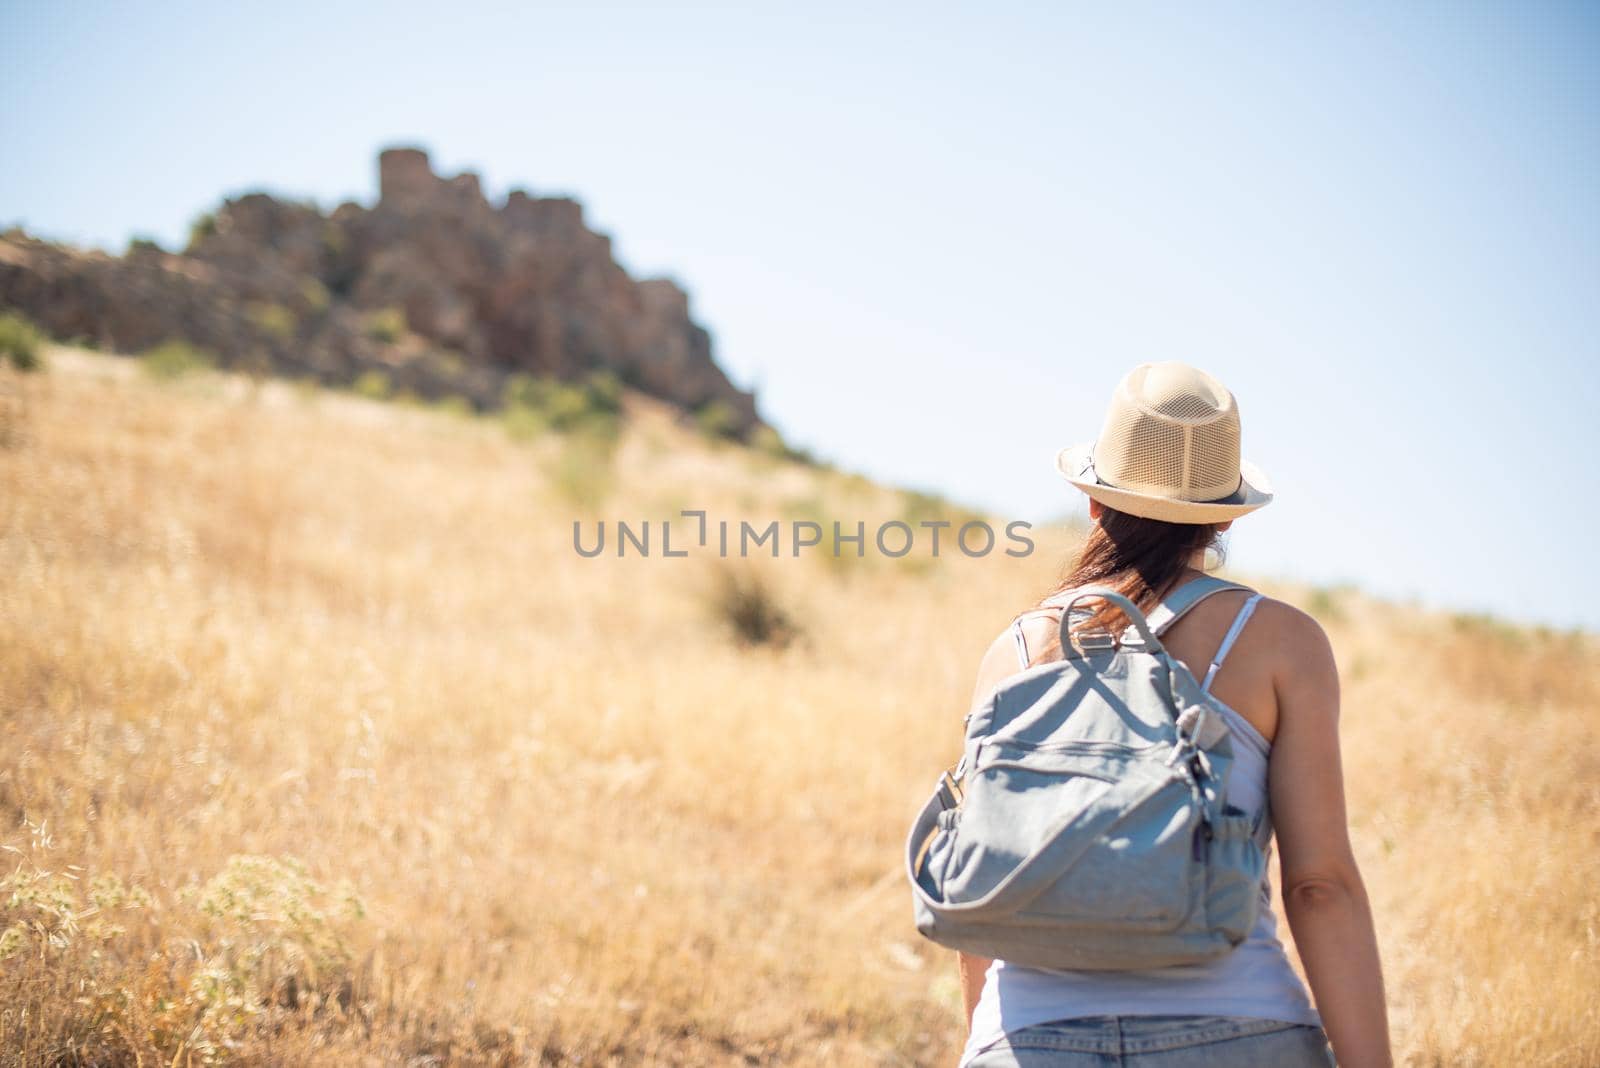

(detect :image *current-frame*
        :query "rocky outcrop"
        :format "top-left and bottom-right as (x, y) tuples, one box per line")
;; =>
(0, 147), (761, 431)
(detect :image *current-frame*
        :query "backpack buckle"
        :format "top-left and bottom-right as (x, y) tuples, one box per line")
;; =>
(1069, 628), (1118, 655)
(940, 760), (966, 804)
(1176, 704), (1230, 750)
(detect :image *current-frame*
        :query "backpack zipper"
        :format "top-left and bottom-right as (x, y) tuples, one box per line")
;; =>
(984, 737), (1165, 756)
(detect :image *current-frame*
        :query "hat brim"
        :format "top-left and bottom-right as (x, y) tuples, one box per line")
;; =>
(1055, 443), (1273, 524)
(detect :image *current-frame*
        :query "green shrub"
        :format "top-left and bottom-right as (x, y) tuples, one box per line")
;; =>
(544, 383), (597, 428)
(1305, 586), (1350, 624)
(320, 223), (346, 258)
(364, 306), (407, 344)
(502, 403), (548, 441)
(0, 311), (45, 372)
(432, 394), (475, 418)
(748, 425), (817, 465)
(430, 349), (467, 378)
(298, 277), (331, 315)
(141, 339), (214, 380)
(693, 399), (740, 442)
(186, 211), (218, 251)
(899, 485), (984, 533)
(501, 370), (623, 440)
(901, 488), (951, 527)
(748, 426), (783, 454)
(352, 369), (392, 400)
(585, 369), (622, 414)
(500, 372), (539, 411)
(1450, 610), (1526, 649)
(246, 301), (297, 342)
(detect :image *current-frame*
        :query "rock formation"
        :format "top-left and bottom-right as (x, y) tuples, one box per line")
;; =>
(0, 147), (761, 431)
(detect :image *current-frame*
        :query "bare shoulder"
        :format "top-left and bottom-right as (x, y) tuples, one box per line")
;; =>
(967, 611), (1057, 715)
(1250, 595), (1340, 707)
(1251, 596), (1333, 655)
(969, 627), (1020, 714)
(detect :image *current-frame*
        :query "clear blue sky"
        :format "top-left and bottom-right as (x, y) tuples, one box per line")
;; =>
(4, 2), (1598, 628)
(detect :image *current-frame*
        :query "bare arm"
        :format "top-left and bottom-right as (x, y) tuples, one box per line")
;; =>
(958, 949), (993, 1030)
(1268, 606), (1392, 1067)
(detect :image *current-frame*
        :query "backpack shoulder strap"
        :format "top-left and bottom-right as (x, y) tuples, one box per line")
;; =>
(1143, 575), (1254, 638)
(1009, 576), (1248, 667)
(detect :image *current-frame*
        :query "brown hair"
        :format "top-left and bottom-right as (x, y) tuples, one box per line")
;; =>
(1028, 506), (1226, 662)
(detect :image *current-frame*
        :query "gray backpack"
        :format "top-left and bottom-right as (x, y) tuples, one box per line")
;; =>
(905, 577), (1267, 971)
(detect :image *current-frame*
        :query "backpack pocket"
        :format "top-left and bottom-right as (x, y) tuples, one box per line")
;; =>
(938, 738), (1201, 932)
(1200, 810), (1266, 944)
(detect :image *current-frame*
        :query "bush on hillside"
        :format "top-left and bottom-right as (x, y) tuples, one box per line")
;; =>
(899, 486), (985, 534)
(141, 340), (214, 380)
(364, 307), (407, 344)
(186, 211), (218, 251)
(352, 369), (392, 401)
(298, 277), (332, 315)
(0, 312), (45, 372)
(706, 565), (801, 649)
(693, 399), (740, 442)
(247, 301), (298, 342)
(501, 370), (623, 440)
(1305, 585), (1354, 624)
(748, 424), (818, 465)
(431, 394), (474, 419)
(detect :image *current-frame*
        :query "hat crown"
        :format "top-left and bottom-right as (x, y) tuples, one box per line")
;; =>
(1094, 362), (1243, 502)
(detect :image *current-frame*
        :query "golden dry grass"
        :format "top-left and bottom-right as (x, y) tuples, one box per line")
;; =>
(0, 349), (1596, 1066)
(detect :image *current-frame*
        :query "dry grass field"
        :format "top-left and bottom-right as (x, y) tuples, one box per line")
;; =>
(1, 349), (1597, 1066)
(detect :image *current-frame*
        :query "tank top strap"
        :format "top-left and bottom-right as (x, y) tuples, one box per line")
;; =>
(1200, 592), (1265, 693)
(1010, 618), (1030, 670)
(1008, 605), (1090, 670)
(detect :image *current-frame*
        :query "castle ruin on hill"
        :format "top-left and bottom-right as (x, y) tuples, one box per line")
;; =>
(0, 147), (762, 433)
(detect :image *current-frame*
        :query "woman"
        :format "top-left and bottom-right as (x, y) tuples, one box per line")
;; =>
(956, 363), (1390, 1067)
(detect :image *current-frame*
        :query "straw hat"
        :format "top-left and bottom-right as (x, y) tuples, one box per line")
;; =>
(1055, 362), (1273, 524)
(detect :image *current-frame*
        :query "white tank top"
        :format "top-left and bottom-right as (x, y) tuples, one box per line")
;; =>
(962, 593), (1321, 1062)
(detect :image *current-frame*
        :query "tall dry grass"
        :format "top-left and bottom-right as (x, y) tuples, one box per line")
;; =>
(0, 350), (1595, 1065)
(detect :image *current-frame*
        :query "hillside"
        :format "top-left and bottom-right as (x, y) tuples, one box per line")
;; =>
(1, 349), (1596, 1065)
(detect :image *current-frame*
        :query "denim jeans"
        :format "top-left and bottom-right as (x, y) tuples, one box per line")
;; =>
(961, 1014), (1336, 1067)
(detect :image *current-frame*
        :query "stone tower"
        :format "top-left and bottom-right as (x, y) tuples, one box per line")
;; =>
(378, 147), (437, 204)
